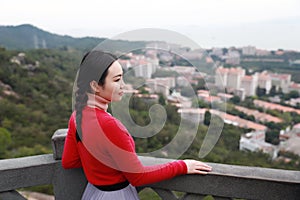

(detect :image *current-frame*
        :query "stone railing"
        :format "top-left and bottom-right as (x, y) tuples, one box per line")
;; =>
(0, 129), (299, 200)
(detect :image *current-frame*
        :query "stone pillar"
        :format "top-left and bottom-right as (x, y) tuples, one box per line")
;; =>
(51, 129), (87, 200)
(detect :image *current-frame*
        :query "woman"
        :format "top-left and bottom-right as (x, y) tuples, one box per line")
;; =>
(62, 50), (212, 200)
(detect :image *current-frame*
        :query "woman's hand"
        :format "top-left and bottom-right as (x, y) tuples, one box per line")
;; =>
(183, 160), (212, 175)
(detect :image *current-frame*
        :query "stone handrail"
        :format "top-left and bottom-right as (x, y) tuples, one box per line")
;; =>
(0, 129), (299, 200)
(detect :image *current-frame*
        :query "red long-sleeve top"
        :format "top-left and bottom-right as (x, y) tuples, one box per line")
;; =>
(62, 106), (187, 186)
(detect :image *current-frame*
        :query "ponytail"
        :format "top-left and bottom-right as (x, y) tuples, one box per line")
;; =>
(75, 87), (88, 142)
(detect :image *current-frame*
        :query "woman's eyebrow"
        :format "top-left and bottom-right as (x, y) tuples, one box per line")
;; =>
(113, 74), (122, 78)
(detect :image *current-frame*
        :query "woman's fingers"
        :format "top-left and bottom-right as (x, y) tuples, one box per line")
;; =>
(195, 165), (212, 174)
(184, 160), (212, 174)
(196, 164), (212, 171)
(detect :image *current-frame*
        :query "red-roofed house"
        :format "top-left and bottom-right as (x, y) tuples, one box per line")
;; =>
(289, 82), (300, 94)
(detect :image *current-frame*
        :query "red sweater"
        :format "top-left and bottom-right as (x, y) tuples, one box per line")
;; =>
(62, 106), (187, 186)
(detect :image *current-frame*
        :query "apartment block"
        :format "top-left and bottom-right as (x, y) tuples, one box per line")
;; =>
(133, 58), (157, 78)
(241, 74), (258, 96)
(215, 67), (245, 90)
(270, 73), (291, 93)
(239, 131), (278, 159)
(242, 46), (256, 56)
(146, 77), (175, 97)
(257, 71), (272, 94)
(177, 108), (206, 123)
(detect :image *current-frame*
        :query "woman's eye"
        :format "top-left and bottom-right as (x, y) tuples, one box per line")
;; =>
(115, 79), (121, 82)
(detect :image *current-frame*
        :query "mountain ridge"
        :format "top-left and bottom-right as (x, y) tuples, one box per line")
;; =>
(0, 24), (147, 51)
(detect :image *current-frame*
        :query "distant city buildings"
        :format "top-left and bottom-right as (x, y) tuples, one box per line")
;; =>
(241, 74), (258, 97)
(119, 53), (159, 79)
(167, 91), (192, 108)
(133, 58), (157, 79)
(116, 46), (300, 160)
(239, 130), (278, 159)
(253, 99), (300, 115)
(270, 73), (291, 93)
(288, 83), (300, 94)
(178, 108), (206, 123)
(257, 71), (272, 94)
(234, 105), (283, 123)
(146, 77), (175, 97)
(215, 66), (294, 99)
(215, 67), (245, 91)
(210, 110), (267, 131)
(242, 46), (256, 56)
(225, 50), (240, 65)
(239, 121), (300, 160)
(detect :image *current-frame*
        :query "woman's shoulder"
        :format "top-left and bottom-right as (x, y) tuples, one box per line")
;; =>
(95, 110), (128, 133)
(94, 108), (114, 121)
(68, 111), (76, 124)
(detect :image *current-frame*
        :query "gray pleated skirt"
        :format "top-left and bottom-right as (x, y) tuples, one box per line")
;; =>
(81, 182), (140, 200)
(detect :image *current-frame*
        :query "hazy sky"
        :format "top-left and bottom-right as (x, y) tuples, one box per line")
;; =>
(1, 0), (300, 50)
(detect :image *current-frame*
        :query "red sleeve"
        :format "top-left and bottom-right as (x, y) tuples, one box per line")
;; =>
(62, 113), (82, 169)
(102, 119), (187, 186)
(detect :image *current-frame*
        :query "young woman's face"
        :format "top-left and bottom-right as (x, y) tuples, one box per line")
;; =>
(99, 61), (125, 102)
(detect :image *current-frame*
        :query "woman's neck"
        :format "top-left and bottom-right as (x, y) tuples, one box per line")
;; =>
(86, 92), (110, 111)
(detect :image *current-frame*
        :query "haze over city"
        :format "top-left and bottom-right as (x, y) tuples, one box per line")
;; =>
(1, 0), (300, 51)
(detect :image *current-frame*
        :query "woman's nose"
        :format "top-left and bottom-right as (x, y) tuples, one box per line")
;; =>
(120, 79), (125, 88)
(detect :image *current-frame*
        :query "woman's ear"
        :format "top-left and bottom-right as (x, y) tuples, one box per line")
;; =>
(90, 80), (101, 93)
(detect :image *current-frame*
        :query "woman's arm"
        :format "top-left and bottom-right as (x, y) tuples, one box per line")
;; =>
(62, 113), (82, 169)
(102, 119), (211, 186)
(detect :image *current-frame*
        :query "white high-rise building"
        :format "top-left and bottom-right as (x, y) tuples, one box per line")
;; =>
(242, 46), (256, 56)
(257, 71), (272, 94)
(215, 67), (228, 88)
(133, 58), (157, 79)
(215, 67), (293, 97)
(215, 67), (245, 91)
(146, 77), (175, 97)
(270, 73), (291, 93)
(241, 73), (258, 96)
(227, 67), (245, 90)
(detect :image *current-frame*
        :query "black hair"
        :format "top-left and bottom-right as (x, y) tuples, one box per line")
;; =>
(74, 50), (117, 142)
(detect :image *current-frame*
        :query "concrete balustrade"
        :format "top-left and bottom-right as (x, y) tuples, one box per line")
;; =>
(0, 129), (299, 200)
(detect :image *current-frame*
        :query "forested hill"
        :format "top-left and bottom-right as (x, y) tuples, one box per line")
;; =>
(0, 24), (149, 159)
(0, 24), (147, 51)
(0, 48), (81, 158)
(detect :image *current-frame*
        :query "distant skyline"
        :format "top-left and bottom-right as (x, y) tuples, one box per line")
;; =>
(1, 0), (300, 51)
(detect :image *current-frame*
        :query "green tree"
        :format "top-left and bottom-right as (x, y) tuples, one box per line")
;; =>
(0, 127), (12, 158)
(165, 105), (180, 125)
(265, 129), (280, 145)
(158, 94), (166, 105)
(284, 90), (299, 100)
(204, 111), (211, 126)
(256, 86), (266, 97)
(230, 96), (240, 104)
(269, 85), (277, 96)
(198, 99), (210, 108)
(193, 78), (206, 90)
(282, 112), (292, 125)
